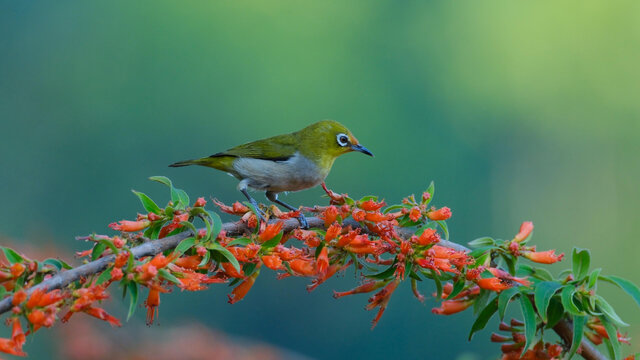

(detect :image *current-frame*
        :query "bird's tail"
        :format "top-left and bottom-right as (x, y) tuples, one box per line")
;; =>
(169, 156), (236, 172)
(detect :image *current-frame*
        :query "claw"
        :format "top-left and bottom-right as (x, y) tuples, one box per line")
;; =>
(297, 214), (309, 230)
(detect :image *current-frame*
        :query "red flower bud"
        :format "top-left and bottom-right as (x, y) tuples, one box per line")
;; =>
(12, 290), (27, 306)
(523, 249), (564, 264)
(431, 299), (473, 315)
(10, 263), (25, 278)
(110, 267), (124, 281)
(228, 271), (259, 304)
(352, 208), (366, 222)
(409, 207), (422, 222)
(194, 197), (207, 207)
(109, 219), (151, 232)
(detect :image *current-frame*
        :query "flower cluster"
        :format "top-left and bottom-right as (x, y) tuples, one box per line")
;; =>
(0, 177), (637, 360)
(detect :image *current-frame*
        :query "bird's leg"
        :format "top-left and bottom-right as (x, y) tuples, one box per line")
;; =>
(266, 191), (309, 229)
(238, 181), (267, 224)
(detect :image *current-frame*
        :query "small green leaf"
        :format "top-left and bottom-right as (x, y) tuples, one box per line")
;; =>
(148, 176), (173, 187)
(1, 247), (25, 264)
(446, 279), (466, 300)
(572, 248), (590, 280)
(473, 289), (490, 314)
(0, 286), (7, 299)
(127, 282), (139, 321)
(366, 260), (397, 279)
(599, 275), (640, 309)
(91, 242), (107, 261)
(433, 271), (443, 300)
(468, 297), (498, 340)
(534, 281), (562, 322)
(519, 296), (536, 355)
(436, 221), (449, 240)
(599, 315), (621, 360)
(588, 268), (601, 289)
(561, 286), (585, 316)
(208, 243), (241, 273)
(132, 190), (162, 214)
(260, 232), (283, 251)
(382, 204), (408, 214)
(423, 181), (435, 206)
(282, 261), (294, 276)
(198, 249), (211, 267)
(243, 262), (257, 277)
(158, 268), (181, 285)
(595, 295), (628, 327)
(468, 237), (495, 247)
(174, 237), (196, 257)
(498, 287), (521, 320)
(95, 267), (113, 285)
(227, 237), (252, 247)
(469, 246), (493, 259)
(43, 258), (73, 271)
(567, 315), (586, 359)
(209, 211), (223, 240)
(545, 299), (564, 328)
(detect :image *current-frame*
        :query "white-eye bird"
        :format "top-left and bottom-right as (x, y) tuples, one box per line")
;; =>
(169, 120), (373, 228)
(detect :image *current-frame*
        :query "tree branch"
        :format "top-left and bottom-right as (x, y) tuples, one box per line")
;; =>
(0, 217), (604, 360)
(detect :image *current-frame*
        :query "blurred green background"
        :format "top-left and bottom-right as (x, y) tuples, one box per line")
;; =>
(1, 1), (639, 359)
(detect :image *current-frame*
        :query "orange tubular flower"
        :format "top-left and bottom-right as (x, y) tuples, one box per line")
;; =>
(477, 277), (515, 292)
(514, 221), (534, 242)
(336, 230), (360, 247)
(109, 219), (151, 232)
(325, 223), (342, 243)
(409, 206), (422, 222)
(359, 199), (386, 211)
(366, 279), (400, 329)
(12, 290), (27, 306)
(37, 289), (65, 307)
(145, 288), (161, 325)
(427, 207), (452, 221)
(228, 271), (259, 304)
(174, 255), (203, 270)
(364, 212), (388, 223)
(289, 258), (317, 277)
(26, 288), (45, 309)
(352, 208), (366, 222)
(334, 280), (387, 298)
(258, 221), (284, 243)
(0, 336), (26, 357)
(316, 247), (329, 277)
(85, 307), (122, 327)
(431, 299), (473, 315)
(10, 263), (25, 278)
(413, 228), (440, 246)
(222, 261), (244, 278)
(261, 255), (283, 270)
(320, 206), (339, 227)
(523, 249), (564, 264)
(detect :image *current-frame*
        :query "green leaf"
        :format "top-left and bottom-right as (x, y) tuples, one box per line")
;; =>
(174, 237), (196, 257)
(468, 237), (495, 247)
(436, 221), (449, 240)
(498, 287), (521, 320)
(227, 237), (252, 247)
(473, 289), (490, 314)
(158, 268), (181, 286)
(383, 204), (409, 214)
(95, 267), (113, 285)
(468, 297), (498, 340)
(423, 181), (435, 206)
(561, 286), (585, 316)
(208, 243), (241, 273)
(1, 247), (25, 264)
(198, 249), (211, 267)
(173, 188), (190, 209)
(43, 258), (73, 271)
(534, 281), (562, 322)
(366, 260), (397, 279)
(595, 295), (628, 327)
(567, 315), (586, 359)
(599, 275), (640, 309)
(260, 232), (283, 251)
(519, 296), (536, 355)
(132, 190), (162, 214)
(545, 299), (564, 329)
(148, 176), (173, 187)
(599, 315), (621, 360)
(243, 262), (257, 277)
(91, 242), (107, 261)
(469, 246), (493, 259)
(0, 286), (6, 299)
(144, 221), (164, 240)
(126, 282), (138, 321)
(209, 211), (223, 240)
(433, 271), (443, 300)
(572, 247), (591, 280)
(446, 279), (466, 300)
(588, 268), (601, 289)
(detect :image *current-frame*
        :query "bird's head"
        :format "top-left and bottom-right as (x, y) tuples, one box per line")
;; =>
(298, 120), (373, 165)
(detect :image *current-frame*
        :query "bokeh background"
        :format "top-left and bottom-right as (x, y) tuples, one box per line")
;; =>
(1, 1), (639, 359)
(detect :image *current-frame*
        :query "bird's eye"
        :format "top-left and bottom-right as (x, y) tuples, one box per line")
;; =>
(336, 133), (349, 147)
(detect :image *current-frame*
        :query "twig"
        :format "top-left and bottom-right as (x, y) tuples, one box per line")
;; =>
(0, 217), (604, 360)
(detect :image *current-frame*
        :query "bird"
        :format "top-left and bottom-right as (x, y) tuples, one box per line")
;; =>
(169, 120), (373, 228)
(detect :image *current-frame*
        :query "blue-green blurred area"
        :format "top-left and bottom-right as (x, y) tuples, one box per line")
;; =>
(1, 1), (639, 359)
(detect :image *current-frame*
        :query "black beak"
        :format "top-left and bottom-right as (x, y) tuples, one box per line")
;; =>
(351, 144), (374, 157)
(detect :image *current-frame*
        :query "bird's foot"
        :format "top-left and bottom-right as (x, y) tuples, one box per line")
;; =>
(296, 213), (309, 230)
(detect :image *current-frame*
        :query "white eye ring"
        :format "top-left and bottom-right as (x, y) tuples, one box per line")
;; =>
(336, 133), (349, 147)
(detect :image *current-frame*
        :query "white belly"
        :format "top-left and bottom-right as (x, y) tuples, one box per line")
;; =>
(232, 152), (327, 193)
